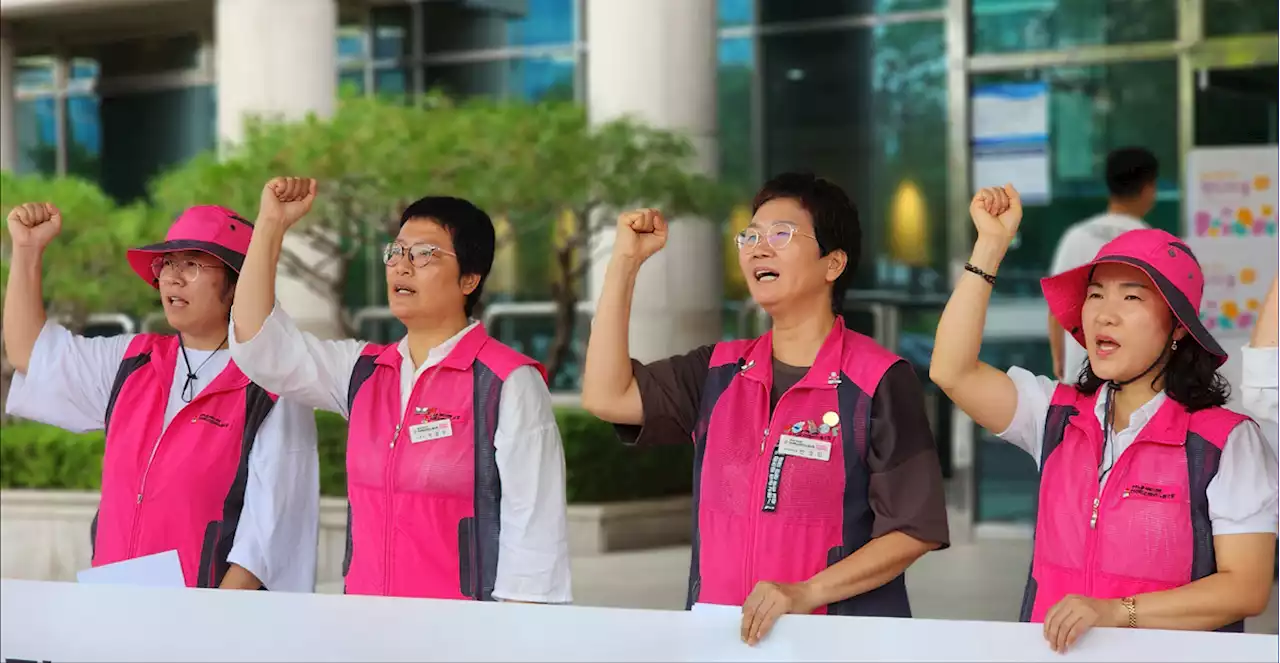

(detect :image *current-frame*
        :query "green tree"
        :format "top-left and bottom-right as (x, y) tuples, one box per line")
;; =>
(454, 100), (736, 382)
(0, 171), (165, 325)
(0, 171), (169, 419)
(150, 93), (735, 384)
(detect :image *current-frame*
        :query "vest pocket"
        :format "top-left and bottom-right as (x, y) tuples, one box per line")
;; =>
(458, 517), (475, 599)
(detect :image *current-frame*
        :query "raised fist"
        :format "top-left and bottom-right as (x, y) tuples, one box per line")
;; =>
(6, 202), (62, 250)
(970, 183), (1023, 245)
(257, 176), (317, 228)
(613, 208), (668, 263)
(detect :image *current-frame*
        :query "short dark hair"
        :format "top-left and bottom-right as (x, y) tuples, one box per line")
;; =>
(399, 196), (496, 318)
(221, 269), (238, 301)
(1105, 147), (1159, 199)
(1075, 338), (1230, 411)
(751, 172), (861, 314)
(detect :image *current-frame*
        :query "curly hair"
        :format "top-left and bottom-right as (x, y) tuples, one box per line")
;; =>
(1075, 336), (1231, 411)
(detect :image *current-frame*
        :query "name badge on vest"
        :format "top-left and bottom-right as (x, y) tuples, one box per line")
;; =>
(410, 419), (453, 444)
(777, 434), (832, 462)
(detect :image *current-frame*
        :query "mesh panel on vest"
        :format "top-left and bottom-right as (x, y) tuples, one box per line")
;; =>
(1096, 445), (1193, 584)
(471, 362), (504, 602)
(703, 380), (771, 516)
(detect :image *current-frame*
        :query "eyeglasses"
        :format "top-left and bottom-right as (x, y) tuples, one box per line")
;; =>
(151, 257), (223, 282)
(734, 222), (817, 252)
(382, 242), (456, 268)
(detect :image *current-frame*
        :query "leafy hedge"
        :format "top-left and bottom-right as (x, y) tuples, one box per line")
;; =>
(0, 409), (693, 504)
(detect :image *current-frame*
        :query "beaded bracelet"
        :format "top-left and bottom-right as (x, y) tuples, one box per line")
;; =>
(964, 262), (997, 286)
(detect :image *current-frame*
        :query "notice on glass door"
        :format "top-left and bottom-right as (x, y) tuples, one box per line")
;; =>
(971, 81), (1051, 205)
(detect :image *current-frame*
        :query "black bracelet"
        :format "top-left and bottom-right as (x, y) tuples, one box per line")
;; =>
(964, 262), (997, 286)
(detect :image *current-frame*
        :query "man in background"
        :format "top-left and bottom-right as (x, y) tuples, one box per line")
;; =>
(1047, 146), (1157, 382)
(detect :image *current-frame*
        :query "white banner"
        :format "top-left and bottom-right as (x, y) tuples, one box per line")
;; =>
(1183, 146), (1280, 438)
(1, 579), (1276, 662)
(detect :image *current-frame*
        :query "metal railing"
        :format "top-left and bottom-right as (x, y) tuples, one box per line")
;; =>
(480, 300), (595, 328)
(350, 301), (599, 339)
(141, 312), (171, 334)
(53, 312), (139, 336)
(351, 306), (399, 333)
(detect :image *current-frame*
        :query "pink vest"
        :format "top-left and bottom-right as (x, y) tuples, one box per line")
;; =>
(1022, 385), (1250, 632)
(94, 334), (276, 588)
(340, 324), (543, 599)
(686, 319), (911, 616)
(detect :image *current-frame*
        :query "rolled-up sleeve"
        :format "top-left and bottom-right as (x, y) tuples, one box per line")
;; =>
(6, 321), (132, 432)
(995, 366), (1060, 468)
(226, 397), (320, 592)
(1240, 345), (1279, 424)
(491, 365), (572, 603)
(228, 303), (367, 417)
(865, 362), (950, 548)
(1207, 419), (1279, 536)
(614, 344), (713, 446)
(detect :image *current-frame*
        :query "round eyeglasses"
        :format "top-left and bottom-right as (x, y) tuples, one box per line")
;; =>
(150, 257), (223, 283)
(734, 222), (817, 252)
(383, 242), (456, 268)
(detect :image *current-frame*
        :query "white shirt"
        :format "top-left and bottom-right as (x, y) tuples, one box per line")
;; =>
(997, 366), (1278, 535)
(1241, 345), (1279, 424)
(227, 304), (572, 604)
(1049, 212), (1150, 382)
(5, 321), (320, 592)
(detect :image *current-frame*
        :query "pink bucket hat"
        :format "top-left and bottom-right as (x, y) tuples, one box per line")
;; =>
(126, 206), (255, 288)
(1041, 228), (1226, 367)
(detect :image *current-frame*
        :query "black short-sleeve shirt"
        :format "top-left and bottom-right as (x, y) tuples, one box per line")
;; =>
(616, 345), (950, 548)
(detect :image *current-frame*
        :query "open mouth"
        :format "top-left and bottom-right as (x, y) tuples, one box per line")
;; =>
(166, 296), (189, 308)
(392, 283), (418, 297)
(1095, 335), (1121, 357)
(753, 268), (780, 283)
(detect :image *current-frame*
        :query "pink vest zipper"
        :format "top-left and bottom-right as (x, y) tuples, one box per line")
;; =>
(340, 325), (543, 599)
(688, 319), (912, 617)
(94, 334), (277, 588)
(1023, 385), (1249, 632)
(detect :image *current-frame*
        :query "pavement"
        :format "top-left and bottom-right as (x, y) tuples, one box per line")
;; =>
(320, 536), (1279, 634)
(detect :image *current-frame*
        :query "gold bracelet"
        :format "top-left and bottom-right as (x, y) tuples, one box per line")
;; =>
(1121, 596), (1137, 628)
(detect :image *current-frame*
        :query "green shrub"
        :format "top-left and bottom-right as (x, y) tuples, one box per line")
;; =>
(0, 409), (692, 504)
(0, 421), (105, 490)
(557, 408), (694, 503)
(316, 410), (348, 497)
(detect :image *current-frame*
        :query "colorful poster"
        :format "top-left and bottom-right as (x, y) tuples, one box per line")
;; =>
(1183, 145), (1279, 426)
(1184, 146), (1278, 333)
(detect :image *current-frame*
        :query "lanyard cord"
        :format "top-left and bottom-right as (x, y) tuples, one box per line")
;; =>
(179, 334), (229, 403)
(1099, 329), (1176, 483)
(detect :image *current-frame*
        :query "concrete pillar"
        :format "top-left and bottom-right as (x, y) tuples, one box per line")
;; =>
(215, 0), (337, 144)
(585, 0), (723, 362)
(215, 0), (340, 337)
(585, 0), (718, 174)
(0, 22), (16, 172)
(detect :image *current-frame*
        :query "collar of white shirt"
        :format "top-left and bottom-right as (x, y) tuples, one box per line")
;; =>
(395, 320), (481, 381)
(1093, 388), (1168, 439)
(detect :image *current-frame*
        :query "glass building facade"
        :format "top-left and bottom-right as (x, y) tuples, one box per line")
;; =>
(9, 0), (1278, 531)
